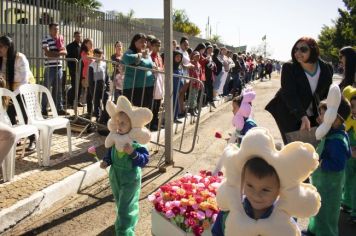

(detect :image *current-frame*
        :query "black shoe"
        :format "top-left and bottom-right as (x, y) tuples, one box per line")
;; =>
(178, 112), (186, 119)
(349, 216), (356, 224)
(58, 110), (69, 116)
(26, 141), (36, 152)
(150, 124), (159, 131)
(188, 109), (197, 117)
(42, 110), (48, 117)
(174, 119), (183, 124)
(301, 230), (315, 236)
(341, 204), (352, 214)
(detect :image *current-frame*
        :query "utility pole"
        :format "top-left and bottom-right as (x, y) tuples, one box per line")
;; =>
(164, 0), (173, 165)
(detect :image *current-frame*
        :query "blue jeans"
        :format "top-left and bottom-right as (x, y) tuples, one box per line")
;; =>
(42, 66), (63, 112)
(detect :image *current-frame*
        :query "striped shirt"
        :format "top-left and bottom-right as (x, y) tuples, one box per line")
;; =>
(42, 35), (62, 67)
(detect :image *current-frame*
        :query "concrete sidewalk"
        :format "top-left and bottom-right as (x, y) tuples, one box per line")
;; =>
(0, 93), (233, 233)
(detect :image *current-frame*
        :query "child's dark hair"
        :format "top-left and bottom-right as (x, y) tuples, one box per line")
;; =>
(337, 96), (351, 121)
(93, 48), (103, 55)
(350, 95), (356, 103)
(243, 157), (280, 185)
(232, 95), (244, 107)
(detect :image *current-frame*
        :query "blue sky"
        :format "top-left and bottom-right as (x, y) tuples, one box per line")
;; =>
(99, 0), (345, 61)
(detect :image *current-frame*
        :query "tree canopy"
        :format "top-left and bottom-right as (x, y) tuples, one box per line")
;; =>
(173, 9), (201, 37)
(62, 0), (102, 10)
(318, 0), (355, 62)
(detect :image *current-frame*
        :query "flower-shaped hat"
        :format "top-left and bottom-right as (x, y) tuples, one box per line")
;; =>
(315, 84), (341, 140)
(232, 88), (256, 131)
(343, 85), (356, 131)
(105, 96), (153, 150)
(216, 127), (321, 236)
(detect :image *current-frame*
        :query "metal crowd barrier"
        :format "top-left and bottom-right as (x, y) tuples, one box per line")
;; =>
(75, 57), (205, 154)
(27, 55), (205, 155)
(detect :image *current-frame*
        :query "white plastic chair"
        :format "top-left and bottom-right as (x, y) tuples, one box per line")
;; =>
(0, 88), (39, 182)
(18, 84), (72, 166)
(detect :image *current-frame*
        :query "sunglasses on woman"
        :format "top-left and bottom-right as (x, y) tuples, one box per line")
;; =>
(294, 46), (309, 53)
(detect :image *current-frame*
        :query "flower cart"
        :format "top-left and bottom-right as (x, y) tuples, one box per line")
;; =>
(149, 171), (224, 236)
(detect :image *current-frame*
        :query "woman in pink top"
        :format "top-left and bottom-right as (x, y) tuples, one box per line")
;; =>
(80, 38), (94, 88)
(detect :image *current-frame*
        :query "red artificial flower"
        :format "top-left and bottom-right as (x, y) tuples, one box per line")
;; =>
(192, 225), (204, 236)
(215, 131), (222, 139)
(172, 206), (180, 215)
(187, 217), (197, 227)
(155, 202), (163, 212)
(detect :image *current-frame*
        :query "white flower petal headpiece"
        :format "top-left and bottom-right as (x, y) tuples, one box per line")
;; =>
(105, 96), (153, 151)
(217, 127), (321, 236)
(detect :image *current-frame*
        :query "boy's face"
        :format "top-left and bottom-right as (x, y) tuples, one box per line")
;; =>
(112, 112), (132, 135)
(243, 168), (280, 212)
(351, 99), (356, 117)
(232, 102), (239, 115)
(174, 54), (182, 63)
(94, 53), (102, 59)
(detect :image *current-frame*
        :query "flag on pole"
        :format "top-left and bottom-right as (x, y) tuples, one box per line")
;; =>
(262, 35), (266, 41)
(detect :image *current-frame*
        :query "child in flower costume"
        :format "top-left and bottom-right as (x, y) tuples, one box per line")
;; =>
(212, 127), (321, 236)
(229, 88), (257, 144)
(341, 85), (356, 223)
(100, 96), (153, 236)
(305, 84), (351, 236)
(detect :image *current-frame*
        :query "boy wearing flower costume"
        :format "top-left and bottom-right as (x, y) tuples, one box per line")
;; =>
(100, 96), (153, 236)
(229, 88), (257, 144)
(212, 127), (321, 236)
(304, 84), (351, 236)
(341, 85), (356, 223)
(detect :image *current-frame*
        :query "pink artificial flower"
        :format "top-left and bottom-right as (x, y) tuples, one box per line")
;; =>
(205, 209), (213, 218)
(148, 194), (156, 202)
(192, 204), (199, 210)
(180, 207), (187, 214)
(196, 210), (206, 220)
(88, 146), (97, 155)
(165, 210), (175, 219)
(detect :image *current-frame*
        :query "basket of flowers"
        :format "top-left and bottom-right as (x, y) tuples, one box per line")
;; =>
(148, 170), (224, 236)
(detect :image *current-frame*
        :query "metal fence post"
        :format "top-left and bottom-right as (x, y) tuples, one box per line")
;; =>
(35, 0), (40, 83)
(164, 0), (173, 164)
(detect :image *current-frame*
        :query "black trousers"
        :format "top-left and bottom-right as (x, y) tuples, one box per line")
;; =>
(87, 79), (105, 118)
(123, 86), (154, 110)
(67, 65), (82, 106)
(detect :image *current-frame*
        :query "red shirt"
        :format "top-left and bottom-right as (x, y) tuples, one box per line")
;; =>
(199, 54), (208, 81)
(189, 61), (202, 89)
(151, 52), (164, 70)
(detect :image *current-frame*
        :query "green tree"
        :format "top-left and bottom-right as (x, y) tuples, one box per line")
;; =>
(318, 0), (355, 62)
(62, 0), (102, 10)
(173, 9), (201, 36)
(209, 34), (222, 44)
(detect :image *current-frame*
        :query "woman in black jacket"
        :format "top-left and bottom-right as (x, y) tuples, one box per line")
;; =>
(265, 37), (333, 144)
